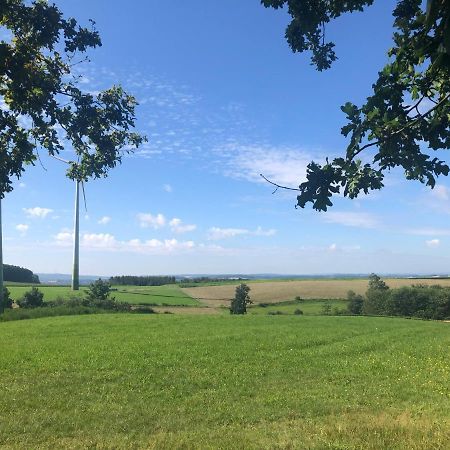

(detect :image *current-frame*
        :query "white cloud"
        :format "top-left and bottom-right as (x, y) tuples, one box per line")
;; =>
(426, 239), (440, 248)
(54, 230), (194, 254)
(222, 145), (311, 188)
(15, 224), (29, 234)
(137, 213), (166, 229)
(98, 216), (111, 225)
(19, 182), (26, 188)
(169, 218), (197, 234)
(407, 228), (450, 236)
(207, 226), (276, 240)
(23, 207), (53, 219)
(329, 243), (337, 251)
(163, 184), (173, 193)
(322, 212), (379, 229)
(254, 226), (276, 237)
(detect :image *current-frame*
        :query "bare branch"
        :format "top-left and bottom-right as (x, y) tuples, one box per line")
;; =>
(259, 173), (301, 192)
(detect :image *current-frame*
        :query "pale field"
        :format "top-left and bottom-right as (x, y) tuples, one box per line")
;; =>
(182, 278), (450, 306)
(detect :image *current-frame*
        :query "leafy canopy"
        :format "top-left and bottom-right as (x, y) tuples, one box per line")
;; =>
(0, 0), (145, 198)
(262, 0), (450, 210)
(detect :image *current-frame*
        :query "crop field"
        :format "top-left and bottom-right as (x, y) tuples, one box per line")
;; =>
(5, 284), (199, 306)
(182, 278), (450, 306)
(0, 314), (448, 449)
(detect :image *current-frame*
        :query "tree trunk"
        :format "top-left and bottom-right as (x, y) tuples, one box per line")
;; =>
(71, 181), (80, 291)
(0, 198), (4, 313)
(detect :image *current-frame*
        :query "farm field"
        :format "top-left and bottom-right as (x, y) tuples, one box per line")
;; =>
(0, 314), (448, 449)
(182, 278), (450, 306)
(5, 284), (199, 306)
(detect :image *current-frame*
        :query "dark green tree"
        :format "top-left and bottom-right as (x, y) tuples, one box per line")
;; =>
(0, 0), (146, 309)
(261, 0), (450, 211)
(347, 290), (364, 315)
(230, 283), (252, 314)
(85, 279), (113, 302)
(17, 287), (44, 308)
(364, 273), (390, 314)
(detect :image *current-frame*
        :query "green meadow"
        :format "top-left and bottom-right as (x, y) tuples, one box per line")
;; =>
(0, 314), (448, 449)
(5, 284), (199, 306)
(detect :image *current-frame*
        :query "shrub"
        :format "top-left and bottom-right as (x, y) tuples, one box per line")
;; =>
(230, 283), (252, 314)
(2, 287), (13, 310)
(17, 287), (44, 308)
(347, 290), (364, 315)
(321, 302), (332, 315)
(132, 306), (156, 314)
(268, 310), (283, 315)
(295, 296), (303, 303)
(294, 308), (303, 315)
(86, 279), (114, 301)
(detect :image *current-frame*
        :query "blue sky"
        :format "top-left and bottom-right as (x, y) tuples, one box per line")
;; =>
(4, 0), (450, 276)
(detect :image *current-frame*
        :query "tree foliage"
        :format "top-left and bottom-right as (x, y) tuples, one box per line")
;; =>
(0, 0), (145, 198)
(230, 283), (252, 314)
(3, 264), (39, 283)
(85, 279), (113, 301)
(109, 275), (176, 286)
(262, 0), (450, 210)
(17, 286), (44, 308)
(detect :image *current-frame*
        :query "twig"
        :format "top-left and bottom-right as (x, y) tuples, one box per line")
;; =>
(259, 173), (300, 192)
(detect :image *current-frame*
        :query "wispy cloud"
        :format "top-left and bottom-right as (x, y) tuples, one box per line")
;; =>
(163, 184), (173, 193)
(407, 227), (450, 236)
(220, 144), (312, 188)
(207, 226), (276, 240)
(137, 213), (166, 229)
(55, 231), (194, 254)
(98, 216), (111, 225)
(322, 211), (379, 229)
(23, 207), (53, 219)
(426, 239), (440, 248)
(169, 218), (196, 234)
(15, 224), (29, 234)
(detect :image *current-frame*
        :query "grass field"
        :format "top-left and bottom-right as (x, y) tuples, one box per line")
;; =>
(182, 278), (450, 306)
(249, 299), (348, 315)
(0, 314), (448, 448)
(5, 284), (199, 306)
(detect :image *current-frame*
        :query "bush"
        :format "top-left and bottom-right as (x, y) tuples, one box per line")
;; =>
(86, 279), (114, 301)
(230, 283), (252, 314)
(132, 306), (156, 314)
(321, 302), (332, 315)
(294, 308), (303, 315)
(268, 310), (283, 315)
(2, 287), (13, 310)
(17, 287), (44, 308)
(295, 296), (303, 303)
(347, 290), (364, 315)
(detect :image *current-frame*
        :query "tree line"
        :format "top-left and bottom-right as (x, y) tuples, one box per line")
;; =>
(3, 264), (40, 284)
(347, 274), (450, 320)
(109, 276), (176, 286)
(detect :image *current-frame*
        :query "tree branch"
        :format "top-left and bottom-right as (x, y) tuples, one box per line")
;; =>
(259, 173), (301, 192)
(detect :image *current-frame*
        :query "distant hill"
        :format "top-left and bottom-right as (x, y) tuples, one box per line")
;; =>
(37, 273), (105, 286)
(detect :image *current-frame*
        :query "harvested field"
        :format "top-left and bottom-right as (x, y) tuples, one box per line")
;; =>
(182, 278), (450, 306)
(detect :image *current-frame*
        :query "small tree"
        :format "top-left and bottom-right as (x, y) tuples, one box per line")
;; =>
(230, 283), (252, 315)
(85, 279), (113, 301)
(1, 287), (13, 311)
(347, 290), (364, 315)
(321, 301), (332, 315)
(17, 287), (44, 308)
(364, 274), (390, 315)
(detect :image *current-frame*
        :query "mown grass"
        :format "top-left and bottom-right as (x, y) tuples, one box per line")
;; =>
(0, 314), (448, 449)
(5, 284), (199, 306)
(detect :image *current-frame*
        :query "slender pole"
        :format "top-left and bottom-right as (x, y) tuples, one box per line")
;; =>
(72, 181), (80, 290)
(0, 198), (4, 313)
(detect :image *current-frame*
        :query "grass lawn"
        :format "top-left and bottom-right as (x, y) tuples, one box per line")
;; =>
(0, 314), (448, 448)
(5, 284), (199, 306)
